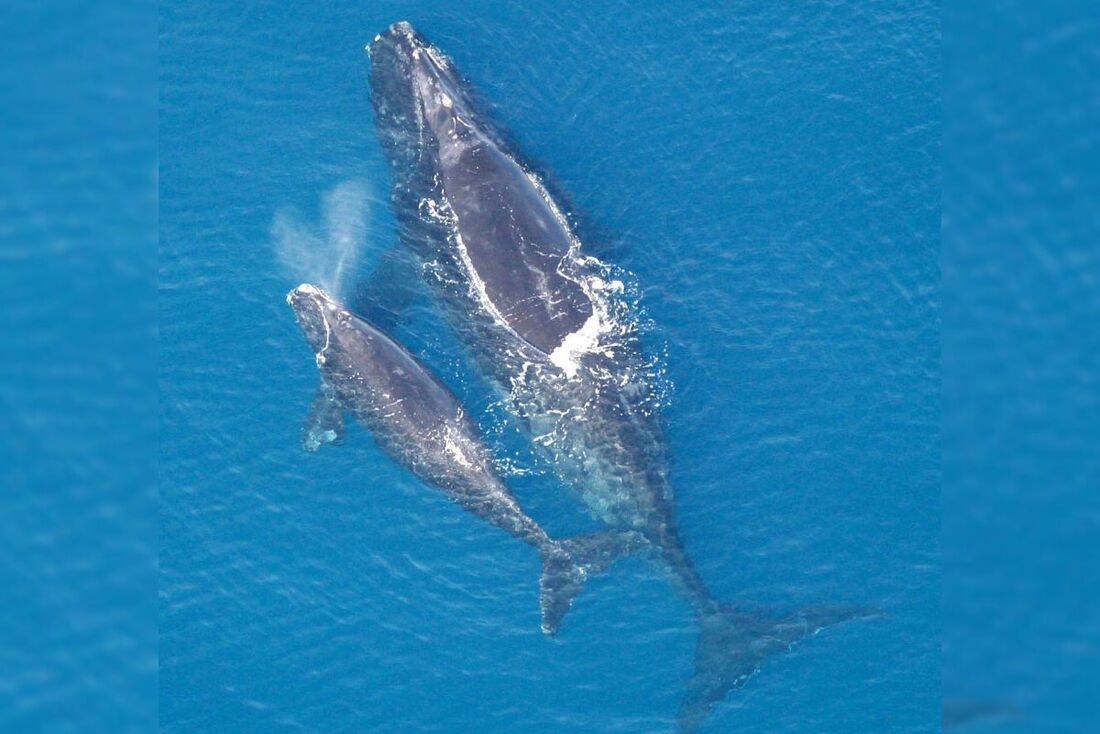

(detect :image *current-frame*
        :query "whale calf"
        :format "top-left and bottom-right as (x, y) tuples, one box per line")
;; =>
(368, 22), (873, 731)
(287, 283), (641, 633)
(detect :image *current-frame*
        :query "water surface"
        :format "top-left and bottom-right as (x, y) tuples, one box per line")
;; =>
(160, 2), (939, 731)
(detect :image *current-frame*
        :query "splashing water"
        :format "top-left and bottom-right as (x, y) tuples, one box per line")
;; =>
(272, 180), (371, 300)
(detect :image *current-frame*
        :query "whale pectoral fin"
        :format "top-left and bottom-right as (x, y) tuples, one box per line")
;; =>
(302, 380), (345, 452)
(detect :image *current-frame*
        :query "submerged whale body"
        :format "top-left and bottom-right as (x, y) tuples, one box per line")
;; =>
(941, 700), (1019, 730)
(368, 21), (874, 731)
(287, 283), (641, 633)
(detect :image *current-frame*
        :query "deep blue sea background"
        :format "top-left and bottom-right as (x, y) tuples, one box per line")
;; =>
(160, 2), (939, 732)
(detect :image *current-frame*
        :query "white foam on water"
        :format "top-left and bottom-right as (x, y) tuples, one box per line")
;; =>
(549, 312), (602, 378)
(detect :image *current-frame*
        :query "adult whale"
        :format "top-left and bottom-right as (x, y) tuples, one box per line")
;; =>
(287, 283), (641, 633)
(368, 22), (874, 732)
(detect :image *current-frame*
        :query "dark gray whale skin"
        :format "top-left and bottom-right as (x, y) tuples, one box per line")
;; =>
(368, 22), (874, 732)
(287, 283), (640, 634)
(368, 20), (676, 545)
(368, 21), (592, 358)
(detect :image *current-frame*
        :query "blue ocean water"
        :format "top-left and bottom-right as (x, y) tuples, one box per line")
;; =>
(160, 2), (938, 733)
(1, 2), (157, 732)
(943, 3), (1100, 732)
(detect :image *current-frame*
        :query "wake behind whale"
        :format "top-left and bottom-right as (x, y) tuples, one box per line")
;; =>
(367, 21), (875, 731)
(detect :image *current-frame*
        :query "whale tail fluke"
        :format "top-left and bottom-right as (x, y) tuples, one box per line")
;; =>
(538, 531), (647, 635)
(678, 603), (880, 733)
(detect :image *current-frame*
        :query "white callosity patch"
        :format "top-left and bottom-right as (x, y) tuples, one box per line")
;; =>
(423, 43), (452, 74)
(288, 284), (334, 366)
(314, 313), (332, 367)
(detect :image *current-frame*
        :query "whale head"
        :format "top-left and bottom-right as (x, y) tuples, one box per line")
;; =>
(368, 22), (474, 155)
(287, 283), (339, 361)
